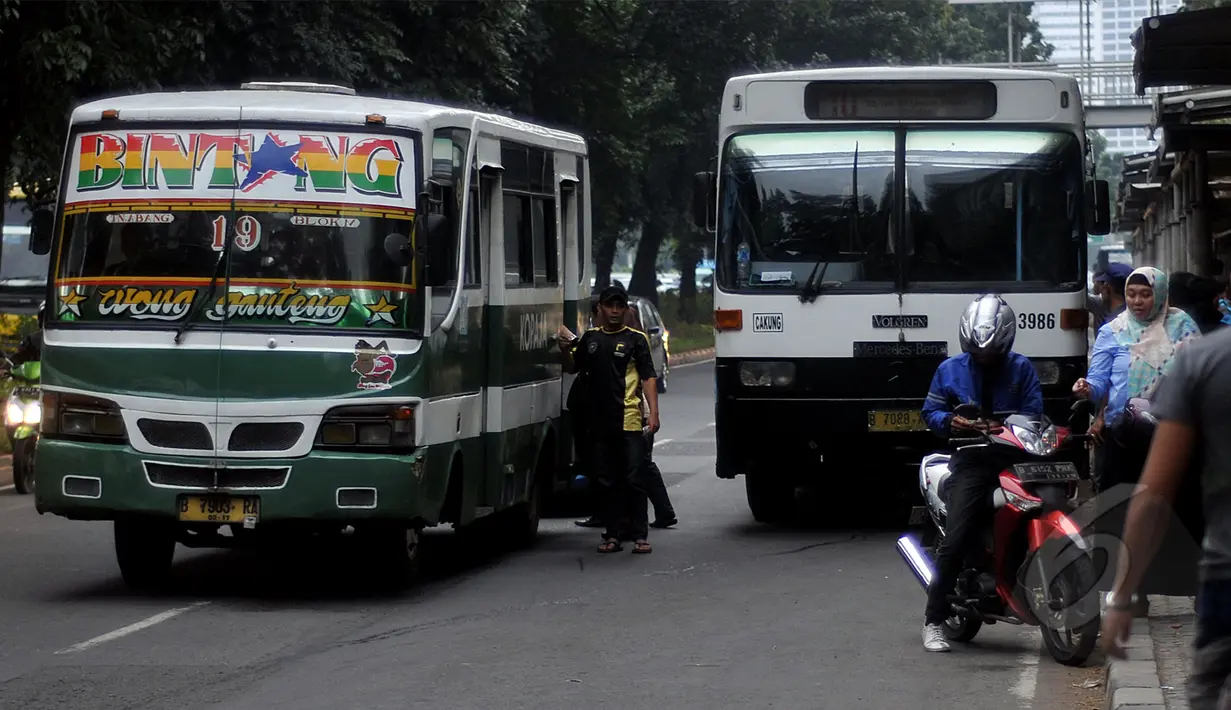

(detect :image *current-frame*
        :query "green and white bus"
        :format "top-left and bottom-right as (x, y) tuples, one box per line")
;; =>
(29, 81), (591, 587)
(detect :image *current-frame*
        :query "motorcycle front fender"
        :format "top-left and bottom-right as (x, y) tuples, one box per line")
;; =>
(1027, 510), (1089, 554)
(13, 424), (37, 440)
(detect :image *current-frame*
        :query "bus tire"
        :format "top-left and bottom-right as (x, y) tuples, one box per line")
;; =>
(363, 524), (421, 590)
(509, 444), (550, 548)
(12, 438), (34, 495)
(746, 474), (796, 524)
(114, 519), (175, 589)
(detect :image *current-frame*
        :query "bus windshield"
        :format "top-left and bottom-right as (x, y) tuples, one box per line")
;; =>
(718, 128), (1084, 293)
(52, 126), (422, 334)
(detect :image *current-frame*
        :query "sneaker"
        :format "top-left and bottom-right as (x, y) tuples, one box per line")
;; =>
(574, 517), (603, 528)
(922, 624), (950, 652)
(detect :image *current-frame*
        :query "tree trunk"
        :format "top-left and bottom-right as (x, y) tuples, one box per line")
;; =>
(629, 216), (666, 306)
(675, 239), (701, 323)
(593, 230), (618, 294)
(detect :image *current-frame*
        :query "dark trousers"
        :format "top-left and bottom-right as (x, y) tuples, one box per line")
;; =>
(1190, 579), (1231, 710)
(593, 431), (649, 541)
(643, 431), (675, 521)
(1097, 425), (1203, 597)
(569, 407), (591, 477)
(924, 446), (1011, 626)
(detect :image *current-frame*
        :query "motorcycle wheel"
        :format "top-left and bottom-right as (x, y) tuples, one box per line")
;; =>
(1037, 554), (1100, 666)
(11, 438), (33, 495)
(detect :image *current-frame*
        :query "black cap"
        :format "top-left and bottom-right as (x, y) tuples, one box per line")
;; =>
(598, 284), (629, 305)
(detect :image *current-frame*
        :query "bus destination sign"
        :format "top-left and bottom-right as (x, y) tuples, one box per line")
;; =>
(803, 81), (998, 121)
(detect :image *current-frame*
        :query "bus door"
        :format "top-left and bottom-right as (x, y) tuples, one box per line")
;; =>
(557, 153), (583, 476)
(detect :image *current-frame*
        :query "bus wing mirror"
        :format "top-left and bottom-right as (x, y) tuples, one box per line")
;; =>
(1085, 179), (1111, 236)
(383, 233), (413, 267)
(29, 210), (53, 255)
(692, 171), (716, 233)
(385, 213), (449, 267)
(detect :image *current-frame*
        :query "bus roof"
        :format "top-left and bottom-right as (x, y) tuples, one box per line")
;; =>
(727, 65), (1078, 87)
(70, 89), (588, 154)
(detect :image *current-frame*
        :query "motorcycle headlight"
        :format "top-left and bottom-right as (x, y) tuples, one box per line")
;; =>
(1011, 424), (1059, 457)
(22, 401), (41, 425)
(5, 400), (22, 427)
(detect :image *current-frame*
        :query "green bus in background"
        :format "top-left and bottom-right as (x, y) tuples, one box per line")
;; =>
(28, 81), (592, 588)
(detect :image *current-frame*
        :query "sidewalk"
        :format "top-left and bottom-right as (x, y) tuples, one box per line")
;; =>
(668, 346), (714, 367)
(1105, 595), (1197, 710)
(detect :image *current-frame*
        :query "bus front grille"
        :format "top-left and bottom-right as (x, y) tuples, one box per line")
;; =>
(144, 463), (290, 490)
(227, 422), (305, 452)
(136, 419), (213, 450)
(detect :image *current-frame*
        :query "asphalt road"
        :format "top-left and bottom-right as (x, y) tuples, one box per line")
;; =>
(0, 362), (1103, 709)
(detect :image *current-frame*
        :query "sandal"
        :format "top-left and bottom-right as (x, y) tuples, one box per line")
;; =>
(597, 538), (623, 553)
(632, 539), (652, 554)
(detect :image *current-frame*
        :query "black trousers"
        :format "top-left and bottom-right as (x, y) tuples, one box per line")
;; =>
(924, 446), (1013, 626)
(643, 431), (675, 521)
(1096, 425), (1204, 597)
(593, 431), (649, 541)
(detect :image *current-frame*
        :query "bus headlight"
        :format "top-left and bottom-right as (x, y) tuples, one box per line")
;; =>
(316, 404), (416, 451)
(1033, 359), (1061, 386)
(739, 361), (795, 387)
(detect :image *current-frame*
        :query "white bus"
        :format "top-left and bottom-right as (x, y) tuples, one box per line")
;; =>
(692, 67), (1111, 523)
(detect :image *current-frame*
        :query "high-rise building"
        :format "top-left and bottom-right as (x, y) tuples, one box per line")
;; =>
(1032, 0), (1181, 154)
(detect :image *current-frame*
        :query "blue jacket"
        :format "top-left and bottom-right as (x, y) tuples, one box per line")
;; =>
(921, 352), (1045, 436)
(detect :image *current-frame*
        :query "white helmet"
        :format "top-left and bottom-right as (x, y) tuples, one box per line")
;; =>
(958, 295), (1016, 358)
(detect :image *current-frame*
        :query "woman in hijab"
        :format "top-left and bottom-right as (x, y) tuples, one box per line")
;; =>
(1073, 266), (1202, 609)
(1075, 267), (1201, 488)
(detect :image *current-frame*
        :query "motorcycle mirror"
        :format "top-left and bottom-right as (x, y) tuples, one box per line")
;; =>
(1070, 399), (1096, 417)
(954, 403), (980, 419)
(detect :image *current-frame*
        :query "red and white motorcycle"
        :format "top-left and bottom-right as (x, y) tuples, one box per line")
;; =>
(897, 402), (1101, 666)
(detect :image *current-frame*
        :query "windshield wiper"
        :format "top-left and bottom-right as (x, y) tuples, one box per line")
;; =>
(0, 275), (46, 283)
(800, 141), (858, 304)
(175, 239), (232, 345)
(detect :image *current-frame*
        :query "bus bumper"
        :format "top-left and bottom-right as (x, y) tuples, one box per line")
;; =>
(714, 394), (1086, 481)
(33, 440), (438, 525)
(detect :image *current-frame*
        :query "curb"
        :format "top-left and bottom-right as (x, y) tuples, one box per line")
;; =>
(1104, 602), (1166, 710)
(668, 347), (714, 367)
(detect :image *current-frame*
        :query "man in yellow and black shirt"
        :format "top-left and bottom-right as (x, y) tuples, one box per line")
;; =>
(560, 285), (660, 554)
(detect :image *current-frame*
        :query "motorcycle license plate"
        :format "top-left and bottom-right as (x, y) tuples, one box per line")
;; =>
(1012, 461), (1079, 483)
(13, 387), (38, 399)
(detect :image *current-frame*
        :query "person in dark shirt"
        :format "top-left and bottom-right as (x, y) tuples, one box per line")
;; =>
(559, 285), (660, 554)
(574, 299), (677, 532)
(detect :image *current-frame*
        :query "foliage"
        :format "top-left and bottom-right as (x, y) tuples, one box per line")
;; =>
(2, 0), (1056, 325)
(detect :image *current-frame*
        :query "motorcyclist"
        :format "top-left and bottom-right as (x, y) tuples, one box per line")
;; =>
(6, 301), (43, 371)
(918, 294), (1044, 653)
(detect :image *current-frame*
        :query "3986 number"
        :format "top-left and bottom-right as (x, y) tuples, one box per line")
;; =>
(1018, 312), (1056, 330)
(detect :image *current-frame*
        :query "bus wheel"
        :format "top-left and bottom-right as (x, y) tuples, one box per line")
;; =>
(745, 473), (797, 525)
(363, 524), (421, 590)
(114, 519), (175, 589)
(509, 448), (550, 548)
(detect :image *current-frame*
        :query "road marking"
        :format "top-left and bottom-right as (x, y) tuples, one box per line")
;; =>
(1012, 634), (1040, 708)
(0, 484), (13, 492)
(55, 602), (210, 654)
(671, 358), (714, 370)
(653, 438), (673, 448)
